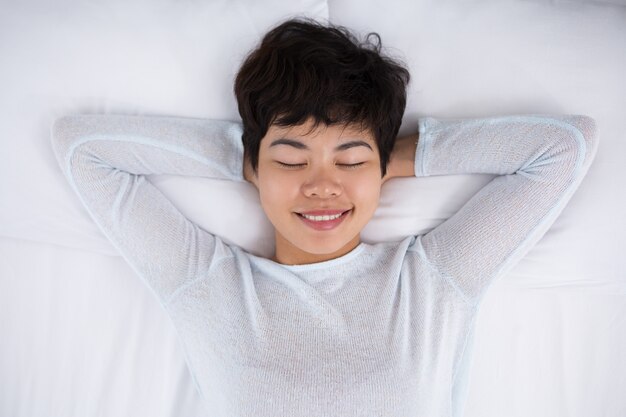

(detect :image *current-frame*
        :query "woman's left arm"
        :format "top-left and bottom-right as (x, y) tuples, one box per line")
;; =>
(404, 114), (599, 306)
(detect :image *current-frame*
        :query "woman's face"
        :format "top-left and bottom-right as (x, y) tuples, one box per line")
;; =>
(251, 117), (383, 265)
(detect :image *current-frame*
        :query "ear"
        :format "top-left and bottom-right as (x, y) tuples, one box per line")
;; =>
(243, 154), (258, 189)
(381, 168), (393, 186)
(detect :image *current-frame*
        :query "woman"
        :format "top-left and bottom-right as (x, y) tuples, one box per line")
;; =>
(51, 18), (598, 417)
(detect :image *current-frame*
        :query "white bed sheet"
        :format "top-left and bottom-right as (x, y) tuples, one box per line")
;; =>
(1, 0), (625, 416)
(0, 237), (204, 417)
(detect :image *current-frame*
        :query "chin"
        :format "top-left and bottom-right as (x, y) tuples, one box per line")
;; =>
(300, 236), (357, 255)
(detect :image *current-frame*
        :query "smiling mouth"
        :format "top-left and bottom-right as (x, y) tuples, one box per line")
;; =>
(295, 209), (352, 231)
(295, 209), (351, 218)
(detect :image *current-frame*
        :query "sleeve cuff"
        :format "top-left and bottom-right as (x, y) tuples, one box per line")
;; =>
(414, 117), (432, 177)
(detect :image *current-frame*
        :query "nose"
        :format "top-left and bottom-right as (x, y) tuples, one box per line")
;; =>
(301, 170), (342, 198)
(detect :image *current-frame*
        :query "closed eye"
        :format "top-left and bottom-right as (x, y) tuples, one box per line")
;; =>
(338, 163), (365, 169)
(276, 162), (365, 169)
(276, 162), (306, 168)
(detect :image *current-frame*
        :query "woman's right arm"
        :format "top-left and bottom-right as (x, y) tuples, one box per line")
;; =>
(51, 114), (245, 307)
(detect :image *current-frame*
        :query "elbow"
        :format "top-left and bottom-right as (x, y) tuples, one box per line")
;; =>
(528, 115), (600, 183)
(50, 116), (69, 160)
(51, 115), (74, 148)
(51, 114), (90, 154)
(565, 115), (600, 166)
(50, 115), (86, 169)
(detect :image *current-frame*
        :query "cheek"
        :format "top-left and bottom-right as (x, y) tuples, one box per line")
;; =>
(351, 173), (381, 199)
(257, 173), (299, 210)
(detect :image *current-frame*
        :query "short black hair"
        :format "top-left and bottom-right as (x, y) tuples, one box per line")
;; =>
(234, 17), (410, 178)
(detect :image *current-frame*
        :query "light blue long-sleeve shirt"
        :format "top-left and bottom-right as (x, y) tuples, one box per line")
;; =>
(50, 113), (598, 417)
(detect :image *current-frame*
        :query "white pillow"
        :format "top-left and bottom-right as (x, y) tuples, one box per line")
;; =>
(0, 0), (328, 253)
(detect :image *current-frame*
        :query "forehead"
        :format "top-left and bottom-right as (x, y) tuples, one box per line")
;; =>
(266, 119), (375, 142)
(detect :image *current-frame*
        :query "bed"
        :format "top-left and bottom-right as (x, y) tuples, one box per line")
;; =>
(1, 0), (624, 415)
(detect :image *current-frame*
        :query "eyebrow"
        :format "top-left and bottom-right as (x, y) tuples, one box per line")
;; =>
(269, 138), (373, 152)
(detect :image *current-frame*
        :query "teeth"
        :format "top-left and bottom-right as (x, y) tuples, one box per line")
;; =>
(302, 212), (344, 221)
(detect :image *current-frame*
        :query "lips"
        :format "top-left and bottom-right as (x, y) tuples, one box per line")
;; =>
(296, 208), (352, 216)
(296, 209), (351, 231)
